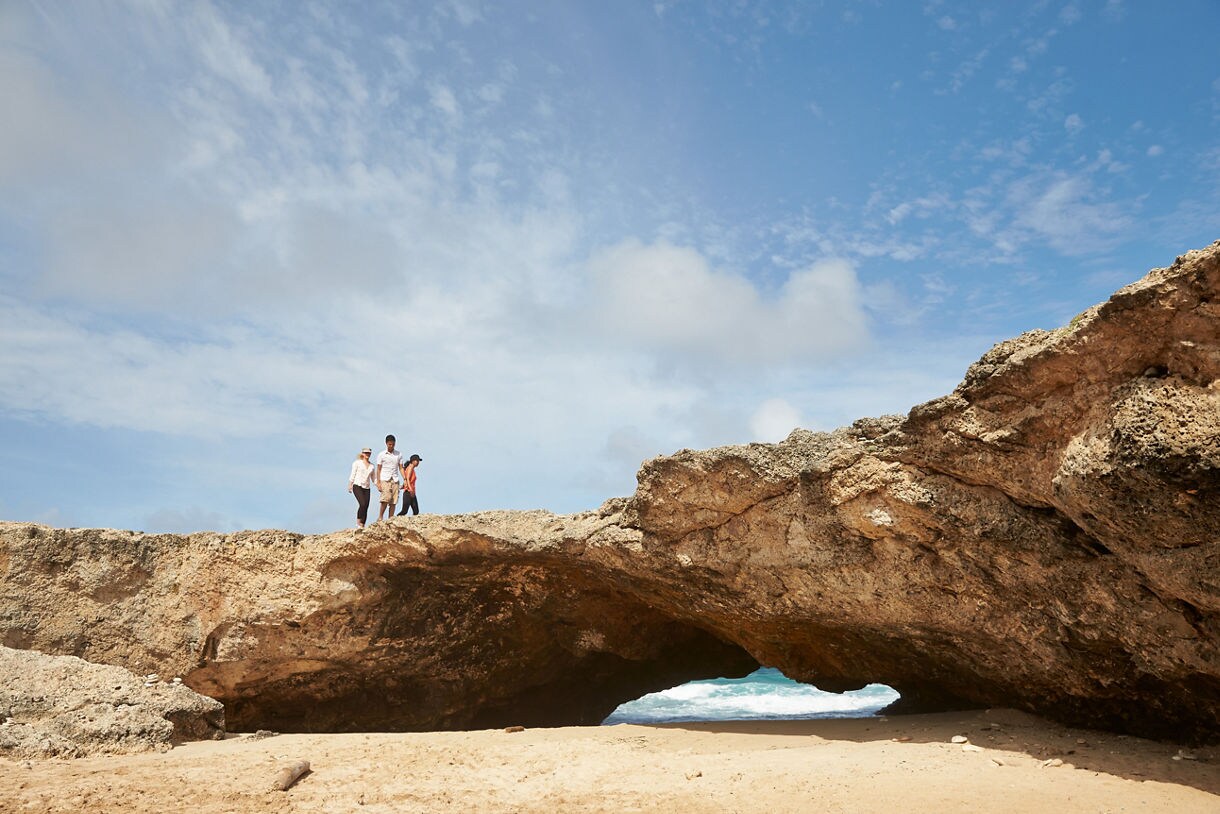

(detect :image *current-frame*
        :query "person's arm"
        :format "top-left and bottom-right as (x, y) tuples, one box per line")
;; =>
(374, 458), (383, 487)
(348, 461), (357, 492)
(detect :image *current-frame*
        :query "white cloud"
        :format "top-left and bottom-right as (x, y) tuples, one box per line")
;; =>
(430, 84), (460, 118)
(586, 241), (870, 368)
(888, 203), (913, 224)
(749, 399), (803, 442)
(445, 0), (484, 27)
(1147, 144), (1164, 157)
(1064, 113), (1084, 135)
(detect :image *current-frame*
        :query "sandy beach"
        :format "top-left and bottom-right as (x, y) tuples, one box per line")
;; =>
(2, 709), (1216, 813)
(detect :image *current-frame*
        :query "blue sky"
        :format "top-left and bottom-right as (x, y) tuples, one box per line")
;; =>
(1, 0), (1217, 533)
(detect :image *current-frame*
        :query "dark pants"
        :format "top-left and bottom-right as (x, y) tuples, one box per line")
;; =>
(353, 485), (370, 524)
(398, 490), (419, 516)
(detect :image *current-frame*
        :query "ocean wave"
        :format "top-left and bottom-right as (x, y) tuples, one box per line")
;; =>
(603, 669), (899, 725)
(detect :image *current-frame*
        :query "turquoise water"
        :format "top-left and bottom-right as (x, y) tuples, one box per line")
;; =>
(603, 668), (899, 725)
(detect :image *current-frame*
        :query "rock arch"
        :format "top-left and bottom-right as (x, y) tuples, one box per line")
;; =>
(1, 242), (1218, 741)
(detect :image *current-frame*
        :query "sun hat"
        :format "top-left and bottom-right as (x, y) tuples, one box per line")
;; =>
(361, 447), (372, 454)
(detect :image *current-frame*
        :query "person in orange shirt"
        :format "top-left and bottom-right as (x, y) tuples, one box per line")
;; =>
(397, 454), (422, 516)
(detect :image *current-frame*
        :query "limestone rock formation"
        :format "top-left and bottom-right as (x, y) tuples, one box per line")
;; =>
(0, 645), (225, 758)
(1, 241), (1217, 742)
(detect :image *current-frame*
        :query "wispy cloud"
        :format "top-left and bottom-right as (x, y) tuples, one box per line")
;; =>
(1008, 172), (1132, 255)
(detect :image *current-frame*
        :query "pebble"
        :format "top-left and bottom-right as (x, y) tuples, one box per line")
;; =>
(504, 725), (525, 733)
(1041, 758), (1064, 768)
(1173, 750), (1198, 761)
(962, 744), (982, 753)
(950, 735), (969, 744)
(685, 770), (702, 780)
(892, 736), (912, 743)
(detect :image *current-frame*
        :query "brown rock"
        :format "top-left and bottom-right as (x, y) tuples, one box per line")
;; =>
(1, 242), (1218, 742)
(0, 646), (224, 758)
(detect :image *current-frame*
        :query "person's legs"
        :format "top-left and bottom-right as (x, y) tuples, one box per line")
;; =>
(405, 491), (419, 515)
(354, 486), (370, 527)
(377, 480), (398, 520)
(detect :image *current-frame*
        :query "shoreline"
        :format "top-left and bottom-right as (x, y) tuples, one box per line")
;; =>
(3, 709), (1217, 813)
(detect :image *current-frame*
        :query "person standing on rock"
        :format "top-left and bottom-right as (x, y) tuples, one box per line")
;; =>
(347, 447), (375, 528)
(397, 454), (423, 516)
(374, 435), (406, 523)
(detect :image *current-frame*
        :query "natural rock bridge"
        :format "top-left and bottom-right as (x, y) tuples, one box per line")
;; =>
(2, 243), (1218, 742)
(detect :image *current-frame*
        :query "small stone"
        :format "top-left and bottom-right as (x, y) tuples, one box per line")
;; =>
(950, 735), (969, 744)
(1076, 739), (1087, 745)
(1041, 758), (1064, 768)
(685, 770), (702, 780)
(962, 744), (982, 752)
(893, 736), (912, 743)
(504, 725), (525, 733)
(1175, 750), (1198, 761)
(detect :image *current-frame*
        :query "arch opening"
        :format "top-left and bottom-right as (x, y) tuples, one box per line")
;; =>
(601, 667), (900, 725)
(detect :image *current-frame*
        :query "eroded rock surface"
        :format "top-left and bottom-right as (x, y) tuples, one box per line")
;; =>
(0, 646), (224, 758)
(1, 242), (1218, 742)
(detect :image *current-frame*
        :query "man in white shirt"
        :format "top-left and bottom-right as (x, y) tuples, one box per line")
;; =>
(374, 434), (406, 522)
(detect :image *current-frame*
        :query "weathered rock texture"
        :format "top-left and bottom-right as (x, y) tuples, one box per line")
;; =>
(1, 242), (1218, 742)
(0, 645), (224, 758)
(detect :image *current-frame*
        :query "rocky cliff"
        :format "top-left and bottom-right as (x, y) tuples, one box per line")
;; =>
(2, 242), (1218, 741)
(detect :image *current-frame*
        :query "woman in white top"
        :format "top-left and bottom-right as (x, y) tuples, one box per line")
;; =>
(347, 447), (375, 528)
